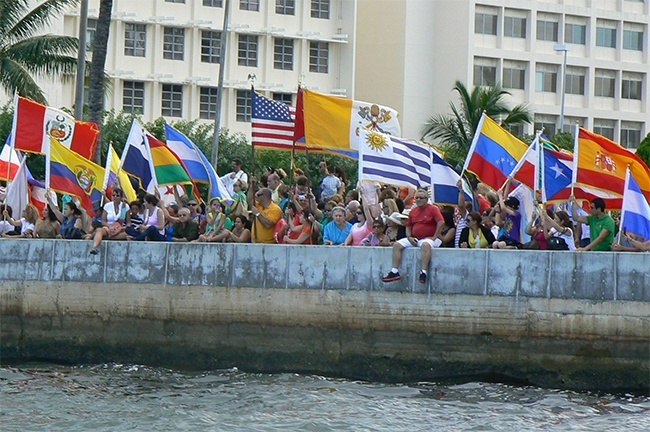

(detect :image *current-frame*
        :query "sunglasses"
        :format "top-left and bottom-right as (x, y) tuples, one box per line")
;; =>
(415, 196), (428, 200)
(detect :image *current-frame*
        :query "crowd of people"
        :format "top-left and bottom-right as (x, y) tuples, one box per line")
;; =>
(1, 158), (648, 283)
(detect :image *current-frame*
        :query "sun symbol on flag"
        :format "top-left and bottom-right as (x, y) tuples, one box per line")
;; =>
(366, 131), (387, 151)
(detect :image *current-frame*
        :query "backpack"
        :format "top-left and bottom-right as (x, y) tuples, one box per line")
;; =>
(547, 236), (569, 250)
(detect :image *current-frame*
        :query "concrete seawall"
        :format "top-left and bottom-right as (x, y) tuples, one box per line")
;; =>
(1, 239), (648, 393)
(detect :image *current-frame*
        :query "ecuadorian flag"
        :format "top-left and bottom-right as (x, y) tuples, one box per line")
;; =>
(47, 138), (104, 214)
(463, 113), (529, 190)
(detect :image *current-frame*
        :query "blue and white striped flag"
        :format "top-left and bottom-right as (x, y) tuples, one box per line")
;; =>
(358, 129), (431, 189)
(620, 167), (650, 241)
(431, 151), (472, 205)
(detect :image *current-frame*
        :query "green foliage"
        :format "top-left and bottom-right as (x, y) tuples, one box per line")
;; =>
(549, 132), (574, 151)
(636, 133), (650, 168)
(421, 80), (532, 166)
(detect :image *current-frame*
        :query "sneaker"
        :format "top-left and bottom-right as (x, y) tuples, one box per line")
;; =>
(381, 271), (401, 282)
(418, 272), (427, 284)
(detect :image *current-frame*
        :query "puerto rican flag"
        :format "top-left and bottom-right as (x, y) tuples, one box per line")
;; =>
(11, 95), (99, 160)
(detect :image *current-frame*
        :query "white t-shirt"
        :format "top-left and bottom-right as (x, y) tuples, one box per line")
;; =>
(220, 170), (248, 196)
(0, 220), (14, 234)
(104, 201), (128, 224)
(20, 218), (35, 235)
(550, 226), (576, 250)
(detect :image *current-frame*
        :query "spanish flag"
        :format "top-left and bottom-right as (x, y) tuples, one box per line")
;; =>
(301, 88), (401, 151)
(573, 127), (650, 202)
(47, 138), (105, 214)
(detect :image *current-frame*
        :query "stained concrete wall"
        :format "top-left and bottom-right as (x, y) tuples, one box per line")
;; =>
(1, 239), (649, 393)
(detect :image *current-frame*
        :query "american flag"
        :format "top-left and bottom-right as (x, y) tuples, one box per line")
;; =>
(252, 91), (296, 149)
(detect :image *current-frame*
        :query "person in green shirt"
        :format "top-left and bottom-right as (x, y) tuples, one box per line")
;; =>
(570, 196), (615, 251)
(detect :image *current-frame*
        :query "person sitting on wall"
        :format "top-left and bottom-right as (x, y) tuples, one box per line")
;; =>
(224, 215), (252, 243)
(524, 205), (552, 250)
(323, 206), (352, 245)
(126, 194), (166, 242)
(34, 205), (60, 239)
(541, 209), (576, 251)
(492, 183), (523, 249)
(381, 189), (445, 284)
(247, 181), (283, 244)
(437, 208), (457, 248)
(570, 196), (615, 251)
(3, 203), (39, 238)
(459, 211), (496, 249)
(385, 212), (407, 244)
(89, 188), (128, 254)
(197, 198), (231, 242)
(46, 196), (85, 240)
(344, 197), (375, 246)
(361, 218), (390, 246)
(172, 207), (199, 242)
(283, 209), (315, 245)
(613, 232), (650, 252)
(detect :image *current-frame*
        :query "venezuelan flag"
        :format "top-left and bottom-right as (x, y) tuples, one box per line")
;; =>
(463, 113), (529, 190)
(147, 133), (192, 186)
(302, 89), (401, 151)
(574, 127), (650, 203)
(47, 138), (104, 214)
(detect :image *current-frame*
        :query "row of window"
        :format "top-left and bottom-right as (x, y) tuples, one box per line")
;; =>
(475, 12), (645, 51)
(531, 116), (643, 148)
(120, 23), (329, 73)
(123, 83), (290, 121)
(164, 0), (331, 19)
(474, 61), (644, 100)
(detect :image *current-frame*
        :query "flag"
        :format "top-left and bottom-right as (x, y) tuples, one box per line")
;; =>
(620, 168), (650, 241)
(103, 144), (137, 203)
(293, 86), (305, 143)
(359, 129), (431, 189)
(25, 166), (54, 214)
(509, 183), (535, 243)
(303, 88), (401, 151)
(252, 90), (296, 149)
(120, 120), (157, 193)
(5, 159), (29, 217)
(573, 126), (650, 202)
(46, 138), (105, 214)
(511, 134), (540, 191)
(0, 139), (22, 181)
(463, 113), (529, 190)
(147, 133), (192, 186)
(11, 95), (99, 159)
(431, 151), (472, 205)
(164, 123), (231, 202)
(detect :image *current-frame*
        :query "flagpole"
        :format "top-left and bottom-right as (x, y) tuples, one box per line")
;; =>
(210, 0), (231, 168)
(617, 165), (632, 245)
(249, 76), (257, 178)
(570, 123), (579, 198)
(461, 111), (487, 179)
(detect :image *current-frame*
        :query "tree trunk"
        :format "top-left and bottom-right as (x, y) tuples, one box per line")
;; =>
(88, 0), (113, 164)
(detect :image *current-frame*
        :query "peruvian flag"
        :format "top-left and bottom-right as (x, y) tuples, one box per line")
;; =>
(0, 138), (21, 181)
(11, 95), (99, 160)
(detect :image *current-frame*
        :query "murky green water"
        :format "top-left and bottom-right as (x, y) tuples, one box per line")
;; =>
(1, 363), (648, 431)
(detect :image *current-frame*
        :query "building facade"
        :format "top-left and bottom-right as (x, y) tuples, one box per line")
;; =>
(355, 0), (649, 149)
(31, 0), (357, 137)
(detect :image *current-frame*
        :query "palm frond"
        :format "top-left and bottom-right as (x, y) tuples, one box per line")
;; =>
(7, 35), (78, 75)
(0, 57), (46, 102)
(5, 0), (79, 43)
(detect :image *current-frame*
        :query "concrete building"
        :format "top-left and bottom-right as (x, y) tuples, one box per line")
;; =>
(355, 0), (649, 149)
(30, 0), (357, 137)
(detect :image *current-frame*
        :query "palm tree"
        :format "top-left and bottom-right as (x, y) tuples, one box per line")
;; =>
(87, 0), (113, 163)
(421, 80), (532, 164)
(0, 0), (80, 104)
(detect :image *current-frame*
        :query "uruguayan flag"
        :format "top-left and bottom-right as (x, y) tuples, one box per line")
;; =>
(620, 168), (650, 241)
(358, 129), (431, 189)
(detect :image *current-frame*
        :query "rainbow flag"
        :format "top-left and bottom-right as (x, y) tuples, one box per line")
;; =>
(463, 113), (529, 190)
(46, 138), (104, 214)
(573, 127), (650, 203)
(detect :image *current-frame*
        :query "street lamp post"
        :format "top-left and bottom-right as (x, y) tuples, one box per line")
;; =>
(554, 44), (569, 134)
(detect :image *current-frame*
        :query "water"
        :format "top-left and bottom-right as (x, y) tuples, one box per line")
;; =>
(1, 363), (648, 431)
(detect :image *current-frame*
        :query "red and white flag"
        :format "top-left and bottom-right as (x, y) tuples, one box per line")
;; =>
(0, 142), (22, 181)
(11, 96), (100, 160)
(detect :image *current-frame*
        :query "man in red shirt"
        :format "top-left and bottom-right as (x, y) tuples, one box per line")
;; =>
(382, 189), (445, 284)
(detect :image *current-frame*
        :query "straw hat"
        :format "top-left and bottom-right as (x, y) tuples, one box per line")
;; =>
(387, 212), (407, 226)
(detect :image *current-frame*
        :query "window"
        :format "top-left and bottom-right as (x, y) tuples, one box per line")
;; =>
(274, 38), (294, 70)
(238, 35), (258, 67)
(507, 124), (524, 137)
(276, 0), (295, 15)
(596, 26), (616, 48)
(623, 29), (644, 51)
(621, 122), (642, 148)
(163, 27), (184, 60)
(473, 61), (496, 87)
(123, 81), (145, 114)
(199, 87), (218, 120)
(622, 73), (643, 100)
(273, 93), (293, 104)
(240, 0), (259, 11)
(565, 68), (585, 95)
(475, 12), (497, 35)
(86, 18), (97, 52)
(561, 117), (584, 133)
(503, 62), (526, 90)
(594, 69), (615, 98)
(162, 84), (183, 117)
(537, 19), (558, 41)
(565, 22), (586, 44)
(203, 0), (223, 6)
(311, 0), (330, 19)
(201, 30), (222, 63)
(309, 41), (328, 73)
(236, 90), (252, 122)
(534, 115), (557, 136)
(535, 64), (557, 92)
(166, 0), (185, 3)
(593, 120), (615, 140)
(504, 16), (526, 38)
(124, 23), (146, 57)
